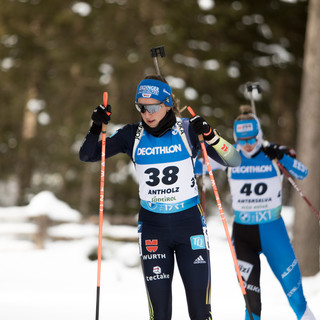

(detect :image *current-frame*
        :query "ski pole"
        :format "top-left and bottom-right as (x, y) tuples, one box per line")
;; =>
(95, 91), (109, 320)
(150, 45), (165, 76)
(246, 82), (261, 116)
(246, 83), (320, 221)
(276, 156), (320, 220)
(187, 106), (254, 320)
(201, 157), (207, 216)
(277, 161), (320, 220)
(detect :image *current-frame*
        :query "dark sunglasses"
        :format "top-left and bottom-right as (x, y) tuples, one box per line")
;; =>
(237, 137), (257, 146)
(135, 97), (170, 114)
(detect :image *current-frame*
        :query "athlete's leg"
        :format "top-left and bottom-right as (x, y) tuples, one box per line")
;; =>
(260, 218), (313, 320)
(232, 222), (262, 320)
(174, 206), (212, 320)
(245, 310), (261, 320)
(300, 306), (316, 320)
(138, 209), (175, 320)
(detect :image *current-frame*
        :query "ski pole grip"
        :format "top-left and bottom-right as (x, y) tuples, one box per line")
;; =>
(187, 106), (204, 142)
(103, 91), (110, 115)
(187, 106), (196, 117)
(103, 92), (108, 108)
(102, 91), (109, 131)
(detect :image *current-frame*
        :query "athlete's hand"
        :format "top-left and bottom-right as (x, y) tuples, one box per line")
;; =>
(91, 104), (112, 126)
(190, 115), (216, 141)
(263, 144), (290, 160)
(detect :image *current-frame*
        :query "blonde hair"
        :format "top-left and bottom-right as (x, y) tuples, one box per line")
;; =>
(235, 105), (255, 121)
(144, 75), (181, 116)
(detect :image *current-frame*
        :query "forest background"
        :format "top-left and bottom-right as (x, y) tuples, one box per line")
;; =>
(0, 0), (319, 275)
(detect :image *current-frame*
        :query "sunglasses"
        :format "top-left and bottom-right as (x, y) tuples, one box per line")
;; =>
(237, 138), (257, 146)
(135, 97), (170, 114)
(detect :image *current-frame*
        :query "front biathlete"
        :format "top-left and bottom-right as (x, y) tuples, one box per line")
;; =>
(200, 105), (316, 320)
(79, 75), (241, 320)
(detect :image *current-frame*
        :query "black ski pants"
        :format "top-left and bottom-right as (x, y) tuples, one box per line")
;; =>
(138, 205), (212, 320)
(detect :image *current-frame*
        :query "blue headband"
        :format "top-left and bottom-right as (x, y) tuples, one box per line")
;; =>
(234, 118), (260, 139)
(135, 79), (173, 107)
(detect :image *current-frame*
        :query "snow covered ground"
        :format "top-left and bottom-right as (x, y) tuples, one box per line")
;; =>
(0, 192), (319, 320)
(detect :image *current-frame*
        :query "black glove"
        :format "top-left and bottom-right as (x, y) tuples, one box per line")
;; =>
(91, 104), (111, 126)
(263, 144), (290, 160)
(189, 115), (216, 141)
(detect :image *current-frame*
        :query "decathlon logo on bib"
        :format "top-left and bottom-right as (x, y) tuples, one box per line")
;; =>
(137, 144), (182, 156)
(231, 165), (273, 174)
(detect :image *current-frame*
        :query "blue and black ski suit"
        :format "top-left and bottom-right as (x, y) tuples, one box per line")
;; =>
(202, 142), (313, 320)
(80, 116), (241, 320)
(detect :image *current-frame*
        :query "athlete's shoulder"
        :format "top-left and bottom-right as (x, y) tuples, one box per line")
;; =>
(122, 122), (140, 132)
(180, 117), (190, 126)
(110, 122), (140, 138)
(179, 117), (196, 138)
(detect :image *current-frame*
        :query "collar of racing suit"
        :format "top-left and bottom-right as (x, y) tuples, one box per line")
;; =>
(141, 108), (176, 137)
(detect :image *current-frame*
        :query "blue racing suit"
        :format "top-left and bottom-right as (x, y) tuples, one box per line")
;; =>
(204, 143), (310, 320)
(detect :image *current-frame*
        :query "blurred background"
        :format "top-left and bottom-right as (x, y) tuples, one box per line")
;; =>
(0, 0), (319, 275)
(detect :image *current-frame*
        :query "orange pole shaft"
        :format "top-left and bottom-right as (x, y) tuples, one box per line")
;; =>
(201, 157), (206, 216)
(96, 92), (108, 320)
(97, 125), (106, 287)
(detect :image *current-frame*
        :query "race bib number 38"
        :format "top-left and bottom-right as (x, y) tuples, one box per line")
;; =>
(136, 159), (198, 205)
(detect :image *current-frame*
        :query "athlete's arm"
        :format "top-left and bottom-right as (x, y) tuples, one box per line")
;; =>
(79, 123), (137, 162)
(207, 136), (241, 167)
(278, 155), (308, 180)
(263, 142), (308, 180)
(186, 117), (241, 167)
